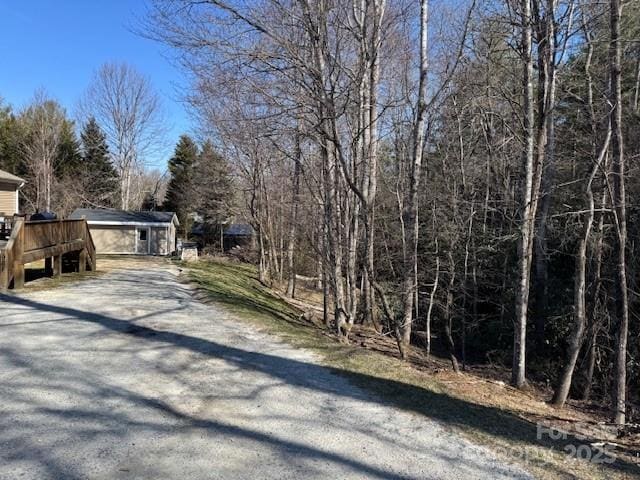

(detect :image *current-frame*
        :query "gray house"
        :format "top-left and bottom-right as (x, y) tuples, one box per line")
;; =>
(70, 209), (179, 256)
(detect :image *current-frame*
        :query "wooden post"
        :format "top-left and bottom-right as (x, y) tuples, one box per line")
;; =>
(13, 220), (24, 289)
(79, 249), (87, 273)
(45, 257), (53, 276)
(1, 252), (8, 291)
(53, 254), (62, 278)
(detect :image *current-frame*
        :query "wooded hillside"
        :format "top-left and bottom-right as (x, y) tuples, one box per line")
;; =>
(146, 0), (640, 426)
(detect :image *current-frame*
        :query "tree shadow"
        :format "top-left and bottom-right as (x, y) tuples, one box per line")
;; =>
(0, 342), (516, 480)
(0, 292), (638, 478)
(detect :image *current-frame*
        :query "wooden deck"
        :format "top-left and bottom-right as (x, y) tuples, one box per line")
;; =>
(0, 218), (96, 290)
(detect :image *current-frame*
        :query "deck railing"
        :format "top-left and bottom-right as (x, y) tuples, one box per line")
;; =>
(0, 218), (96, 290)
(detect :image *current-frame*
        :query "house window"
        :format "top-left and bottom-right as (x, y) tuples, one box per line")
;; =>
(139, 229), (147, 241)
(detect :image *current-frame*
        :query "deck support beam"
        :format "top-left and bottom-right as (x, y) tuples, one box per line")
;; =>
(79, 249), (87, 273)
(13, 262), (24, 289)
(53, 255), (62, 278)
(12, 220), (24, 289)
(45, 257), (53, 276)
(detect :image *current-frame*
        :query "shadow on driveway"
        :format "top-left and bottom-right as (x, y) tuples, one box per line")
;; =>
(0, 292), (637, 479)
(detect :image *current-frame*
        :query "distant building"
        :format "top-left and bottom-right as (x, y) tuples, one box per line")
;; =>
(223, 223), (255, 251)
(69, 209), (179, 256)
(0, 169), (25, 216)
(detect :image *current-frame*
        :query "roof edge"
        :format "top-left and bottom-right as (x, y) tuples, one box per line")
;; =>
(87, 220), (174, 227)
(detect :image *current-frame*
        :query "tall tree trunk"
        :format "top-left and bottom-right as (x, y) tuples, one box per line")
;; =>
(552, 129), (611, 408)
(445, 251), (460, 372)
(304, 0), (351, 341)
(425, 238), (439, 359)
(363, 0), (384, 329)
(609, 0), (629, 426)
(582, 190), (607, 401)
(286, 131), (302, 298)
(580, 19), (605, 403)
(513, 0), (536, 388)
(122, 164), (132, 211)
(346, 191), (361, 328)
(321, 206), (330, 328)
(45, 163), (52, 212)
(461, 199), (475, 369)
(258, 226), (267, 284)
(553, 24), (607, 407)
(397, 0), (429, 360)
(532, 0), (558, 352)
(582, 326), (598, 402)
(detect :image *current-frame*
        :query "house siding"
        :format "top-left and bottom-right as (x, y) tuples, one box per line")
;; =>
(88, 223), (176, 256)
(0, 182), (18, 215)
(90, 225), (136, 254)
(168, 222), (176, 253)
(151, 227), (168, 255)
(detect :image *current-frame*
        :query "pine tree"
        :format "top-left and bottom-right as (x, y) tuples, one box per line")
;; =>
(79, 117), (118, 207)
(56, 119), (82, 177)
(194, 140), (233, 248)
(0, 101), (24, 175)
(165, 134), (199, 236)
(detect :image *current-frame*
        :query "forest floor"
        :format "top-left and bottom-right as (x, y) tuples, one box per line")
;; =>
(186, 257), (640, 480)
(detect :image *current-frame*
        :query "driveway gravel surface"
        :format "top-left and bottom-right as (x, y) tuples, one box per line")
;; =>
(0, 259), (531, 479)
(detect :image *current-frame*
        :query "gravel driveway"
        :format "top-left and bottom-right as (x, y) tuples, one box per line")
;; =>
(0, 259), (531, 479)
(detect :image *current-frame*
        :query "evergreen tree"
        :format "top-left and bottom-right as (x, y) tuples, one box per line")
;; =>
(56, 119), (82, 177)
(141, 192), (158, 211)
(194, 140), (233, 248)
(165, 134), (199, 236)
(79, 117), (118, 207)
(0, 100), (24, 175)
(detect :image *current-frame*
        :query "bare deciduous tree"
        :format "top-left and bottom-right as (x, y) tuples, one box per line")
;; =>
(79, 62), (165, 210)
(608, 0), (629, 426)
(20, 91), (65, 212)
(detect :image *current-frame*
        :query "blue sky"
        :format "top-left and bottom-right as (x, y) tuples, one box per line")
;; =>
(0, 0), (192, 171)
